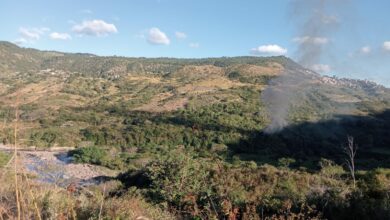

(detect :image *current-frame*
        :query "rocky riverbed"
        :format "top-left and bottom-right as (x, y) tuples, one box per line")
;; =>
(0, 145), (117, 187)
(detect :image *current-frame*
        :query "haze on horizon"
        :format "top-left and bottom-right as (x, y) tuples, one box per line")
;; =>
(1, 0), (390, 86)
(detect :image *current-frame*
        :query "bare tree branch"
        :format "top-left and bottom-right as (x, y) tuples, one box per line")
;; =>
(344, 136), (357, 188)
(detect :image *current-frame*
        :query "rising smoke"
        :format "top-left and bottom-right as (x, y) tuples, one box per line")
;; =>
(292, 0), (342, 69)
(262, 67), (317, 133)
(262, 0), (348, 133)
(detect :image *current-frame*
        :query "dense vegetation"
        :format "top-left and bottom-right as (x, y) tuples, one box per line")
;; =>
(117, 148), (390, 219)
(0, 42), (390, 219)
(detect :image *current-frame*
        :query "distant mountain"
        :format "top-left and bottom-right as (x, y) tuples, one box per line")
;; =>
(0, 41), (389, 167)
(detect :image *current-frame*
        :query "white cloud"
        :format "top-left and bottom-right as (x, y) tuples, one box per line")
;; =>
(360, 46), (371, 54)
(19, 27), (49, 41)
(189, 42), (200, 48)
(15, 27), (49, 44)
(250, 44), (287, 56)
(147, 28), (170, 45)
(293, 36), (329, 45)
(20, 28), (39, 40)
(72, 20), (118, 36)
(13, 38), (28, 45)
(383, 41), (390, 51)
(50, 32), (72, 40)
(311, 64), (331, 73)
(175, 31), (187, 39)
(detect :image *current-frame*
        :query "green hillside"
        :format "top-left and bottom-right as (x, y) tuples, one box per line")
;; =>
(1, 41), (390, 219)
(0, 41), (388, 167)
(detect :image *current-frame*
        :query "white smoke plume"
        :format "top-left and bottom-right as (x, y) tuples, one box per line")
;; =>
(262, 0), (349, 133)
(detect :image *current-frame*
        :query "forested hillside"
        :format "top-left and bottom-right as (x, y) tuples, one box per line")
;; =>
(1, 41), (390, 219)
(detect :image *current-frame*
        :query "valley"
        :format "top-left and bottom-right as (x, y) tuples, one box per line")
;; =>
(0, 41), (389, 219)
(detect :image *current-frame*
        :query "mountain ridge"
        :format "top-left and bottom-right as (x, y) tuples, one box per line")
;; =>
(1, 41), (386, 91)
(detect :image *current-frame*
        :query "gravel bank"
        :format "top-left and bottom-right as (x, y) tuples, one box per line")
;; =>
(0, 145), (117, 187)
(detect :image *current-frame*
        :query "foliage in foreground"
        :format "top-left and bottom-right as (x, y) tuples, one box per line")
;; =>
(119, 148), (390, 220)
(0, 170), (174, 220)
(1, 147), (390, 219)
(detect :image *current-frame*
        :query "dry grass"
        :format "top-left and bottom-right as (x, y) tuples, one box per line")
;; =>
(177, 77), (251, 95)
(227, 63), (284, 77)
(91, 189), (174, 220)
(1, 80), (64, 107)
(125, 75), (162, 84)
(0, 82), (8, 95)
(0, 172), (175, 220)
(134, 91), (191, 112)
(0, 78), (90, 111)
(13, 92), (21, 220)
(323, 93), (361, 103)
(171, 65), (225, 80)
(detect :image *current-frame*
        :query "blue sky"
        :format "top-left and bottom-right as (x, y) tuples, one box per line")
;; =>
(0, 0), (389, 86)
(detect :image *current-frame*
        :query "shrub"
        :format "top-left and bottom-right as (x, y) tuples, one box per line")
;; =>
(319, 158), (344, 179)
(278, 157), (296, 168)
(145, 148), (211, 205)
(69, 146), (128, 170)
(70, 146), (108, 165)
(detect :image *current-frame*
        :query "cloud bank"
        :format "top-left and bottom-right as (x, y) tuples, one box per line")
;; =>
(19, 27), (49, 41)
(72, 20), (117, 36)
(50, 32), (72, 40)
(147, 28), (170, 45)
(15, 27), (50, 44)
(250, 44), (287, 56)
(383, 41), (390, 51)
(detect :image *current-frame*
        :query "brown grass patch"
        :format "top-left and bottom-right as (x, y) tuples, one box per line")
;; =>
(0, 82), (8, 95)
(171, 65), (225, 80)
(228, 63), (283, 77)
(1, 79), (64, 107)
(134, 92), (188, 112)
(177, 77), (252, 95)
(0, 79), (90, 110)
(125, 75), (162, 84)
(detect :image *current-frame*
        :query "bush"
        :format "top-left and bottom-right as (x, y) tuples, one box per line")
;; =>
(145, 148), (211, 205)
(120, 149), (328, 219)
(70, 146), (108, 165)
(278, 157), (296, 168)
(319, 158), (344, 179)
(69, 146), (128, 170)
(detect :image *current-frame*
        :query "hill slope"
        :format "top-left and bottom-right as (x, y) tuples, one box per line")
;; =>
(0, 41), (389, 168)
